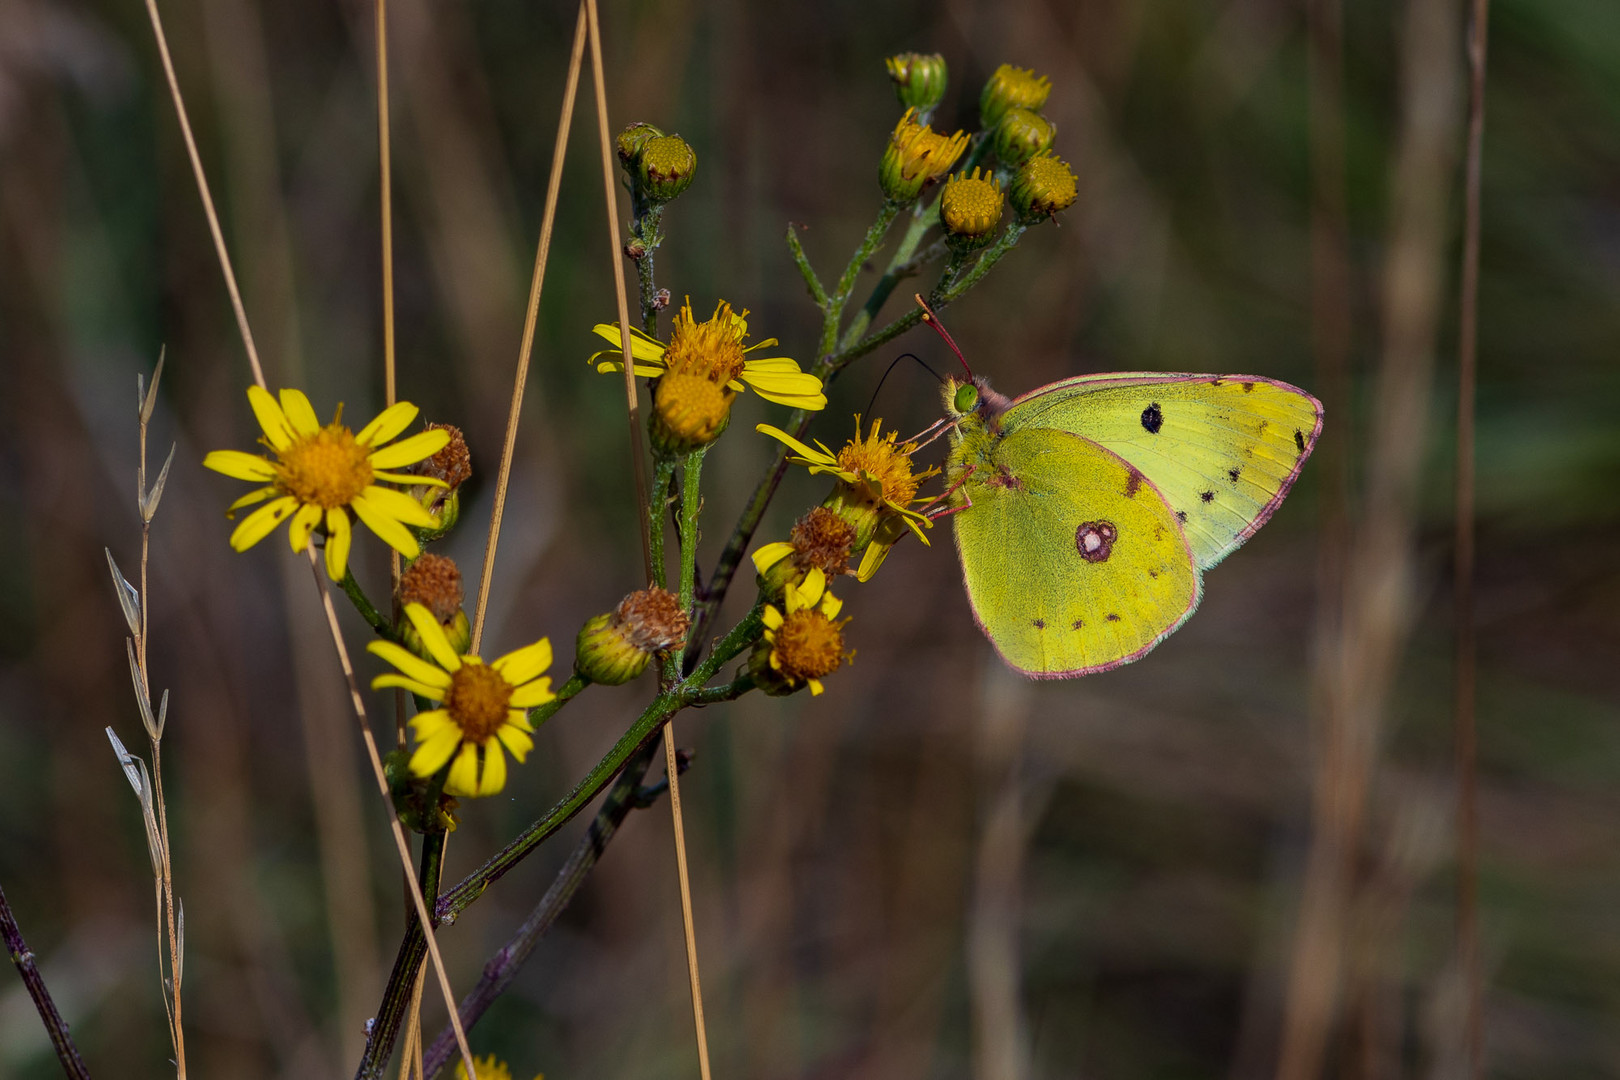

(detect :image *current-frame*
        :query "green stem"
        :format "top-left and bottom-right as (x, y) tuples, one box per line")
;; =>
(820, 201), (902, 358)
(786, 224), (829, 309)
(838, 199), (941, 351)
(340, 568), (393, 639)
(529, 673), (587, 728)
(679, 447), (707, 612)
(688, 674), (754, 705)
(633, 207), (664, 336)
(650, 456), (677, 590)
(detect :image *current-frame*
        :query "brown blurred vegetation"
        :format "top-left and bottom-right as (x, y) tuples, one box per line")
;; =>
(1, 0), (1618, 1077)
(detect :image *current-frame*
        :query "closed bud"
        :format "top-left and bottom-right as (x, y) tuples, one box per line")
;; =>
(1010, 150), (1078, 220)
(980, 63), (1052, 129)
(639, 134), (698, 203)
(879, 108), (970, 204)
(940, 168), (1005, 247)
(885, 52), (948, 116)
(652, 371), (734, 454)
(616, 121), (664, 169)
(992, 107), (1055, 168)
(575, 587), (690, 685)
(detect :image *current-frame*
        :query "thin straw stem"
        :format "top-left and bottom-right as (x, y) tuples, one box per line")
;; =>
(142, 0), (265, 390)
(377, 0), (396, 409)
(470, 2), (587, 655)
(0, 881), (92, 1080)
(304, 546), (477, 1079)
(585, 0), (654, 583)
(1456, 0), (1491, 1075)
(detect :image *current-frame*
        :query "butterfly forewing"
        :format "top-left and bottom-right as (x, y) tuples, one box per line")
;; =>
(1002, 374), (1323, 570)
(953, 426), (1201, 677)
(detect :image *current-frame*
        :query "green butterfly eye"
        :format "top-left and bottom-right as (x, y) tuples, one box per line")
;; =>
(954, 383), (980, 414)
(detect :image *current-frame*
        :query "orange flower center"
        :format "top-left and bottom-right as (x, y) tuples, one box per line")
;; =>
(442, 663), (512, 743)
(275, 424), (373, 508)
(655, 370), (735, 444)
(662, 301), (748, 383)
(773, 610), (846, 682)
(837, 426), (921, 506)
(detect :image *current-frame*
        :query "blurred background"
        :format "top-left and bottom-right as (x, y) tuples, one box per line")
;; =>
(2, 0), (1618, 1077)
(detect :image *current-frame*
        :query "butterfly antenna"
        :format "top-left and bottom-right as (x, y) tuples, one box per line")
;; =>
(866, 352), (942, 417)
(915, 294), (973, 378)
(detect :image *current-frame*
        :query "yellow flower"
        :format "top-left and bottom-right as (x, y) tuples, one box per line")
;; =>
(366, 603), (555, 798)
(590, 300), (826, 411)
(940, 168), (1005, 242)
(453, 1054), (541, 1080)
(756, 416), (936, 580)
(203, 386), (450, 580)
(879, 108), (970, 202)
(1010, 150), (1079, 219)
(753, 568), (851, 697)
(980, 64), (1052, 128)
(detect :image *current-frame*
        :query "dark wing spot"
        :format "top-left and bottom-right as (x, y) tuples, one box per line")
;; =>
(1076, 521), (1119, 563)
(1200, 490), (1215, 503)
(1140, 402), (1164, 434)
(1072, 620), (1084, 630)
(1241, 381), (1255, 393)
(1124, 469), (1143, 498)
(1176, 510), (1188, 522)
(1294, 428), (1306, 453)
(1147, 568), (1158, 578)
(1210, 378), (1224, 386)
(1228, 466), (1242, 483)
(1105, 613), (1121, 622)
(1032, 618), (1045, 629)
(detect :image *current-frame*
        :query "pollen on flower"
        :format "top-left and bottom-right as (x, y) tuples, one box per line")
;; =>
(443, 663), (513, 743)
(940, 168), (1005, 239)
(837, 420), (923, 505)
(399, 554), (464, 623)
(790, 507), (857, 576)
(275, 424), (374, 508)
(663, 300), (749, 383)
(772, 609), (847, 683)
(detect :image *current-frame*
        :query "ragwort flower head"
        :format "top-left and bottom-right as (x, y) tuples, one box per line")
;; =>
(757, 416), (938, 582)
(367, 603), (555, 798)
(880, 108), (970, 203)
(591, 300), (827, 422)
(752, 506), (857, 600)
(454, 1054), (541, 1080)
(575, 586), (689, 686)
(750, 568), (851, 697)
(980, 63), (1052, 128)
(203, 387), (449, 580)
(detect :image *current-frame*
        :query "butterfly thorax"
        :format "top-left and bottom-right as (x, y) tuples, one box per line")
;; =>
(943, 376), (1017, 507)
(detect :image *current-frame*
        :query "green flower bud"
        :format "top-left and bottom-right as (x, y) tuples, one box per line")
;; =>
(616, 121), (664, 169)
(638, 134), (697, 203)
(1010, 150), (1078, 220)
(992, 107), (1055, 168)
(885, 52), (948, 116)
(574, 587), (690, 685)
(980, 63), (1052, 129)
(940, 168), (1005, 247)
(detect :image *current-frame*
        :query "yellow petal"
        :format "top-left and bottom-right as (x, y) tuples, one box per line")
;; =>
(856, 542), (890, 583)
(497, 722), (534, 762)
(372, 470), (445, 487)
(751, 386), (829, 410)
(409, 723), (463, 777)
(409, 710), (455, 737)
(402, 602), (464, 672)
(590, 322), (668, 363)
(229, 496), (298, 551)
(821, 592), (843, 619)
(354, 401), (419, 446)
(368, 428), (451, 470)
(366, 638), (455, 687)
(739, 356), (803, 373)
(509, 677), (555, 710)
(226, 486), (278, 516)
(762, 605), (784, 630)
(287, 502), (322, 553)
(477, 739), (507, 795)
(755, 424), (833, 464)
(204, 449), (278, 482)
(324, 508), (352, 580)
(492, 638), (552, 686)
(349, 491), (422, 560)
(808, 678), (825, 696)
(751, 542), (794, 575)
(247, 385), (296, 450)
(357, 485), (438, 528)
(371, 673), (447, 700)
(592, 356), (668, 378)
(279, 388), (320, 436)
(445, 742), (480, 797)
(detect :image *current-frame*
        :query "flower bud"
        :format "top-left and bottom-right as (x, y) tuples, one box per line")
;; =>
(885, 52), (948, 116)
(1010, 150), (1078, 219)
(639, 134), (698, 203)
(651, 370), (735, 454)
(398, 554), (472, 659)
(616, 121), (664, 170)
(879, 109), (970, 204)
(411, 422), (472, 540)
(992, 107), (1055, 168)
(575, 587), (690, 685)
(940, 168), (1005, 247)
(980, 63), (1052, 129)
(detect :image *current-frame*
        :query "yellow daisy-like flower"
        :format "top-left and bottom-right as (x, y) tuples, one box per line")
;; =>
(454, 1054), (541, 1080)
(366, 603), (556, 798)
(590, 299), (827, 411)
(755, 568), (850, 697)
(756, 416), (937, 580)
(203, 386), (450, 580)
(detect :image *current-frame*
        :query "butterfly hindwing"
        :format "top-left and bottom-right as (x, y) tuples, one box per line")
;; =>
(952, 426), (1201, 677)
(1001, 374), (1323, 570)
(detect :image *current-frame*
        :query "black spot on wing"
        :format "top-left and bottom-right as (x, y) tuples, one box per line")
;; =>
(1176, 510), (1188, 522)
(1141, 402), (1163, 434)
(1032, 618), (1045, 629)
(1294, 429), (1306, 453)
(1072, 620), (1083, 630)
(1228, 466), (1242, 483)
(1200, 490), (1215, 503)
(1105, 613), (1121, 622)
(1241, 381), (1254, 393)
